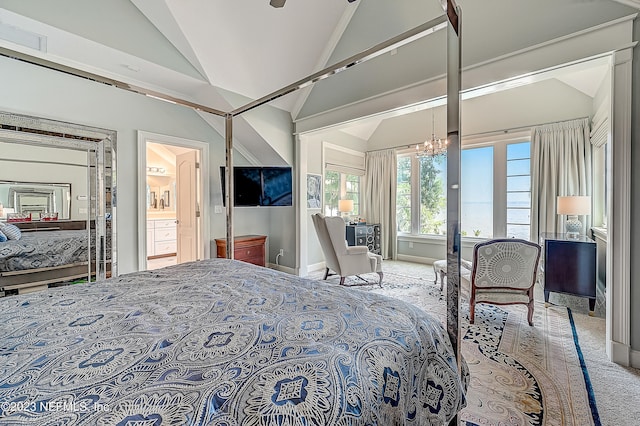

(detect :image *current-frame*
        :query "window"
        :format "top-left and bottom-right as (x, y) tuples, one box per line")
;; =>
(396, 138), (531, 239)
(324, 171), (340, 216)
(345, 174), (360, 216)
(506, 142), (531, 239)
(396, 156), (412, 232)
(323, 171), (360, 217)
(395, 154), (447, 235)
(461, 147), (494, 237)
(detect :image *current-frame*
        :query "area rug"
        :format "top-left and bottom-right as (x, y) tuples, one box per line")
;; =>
(308, 269), (600, 426)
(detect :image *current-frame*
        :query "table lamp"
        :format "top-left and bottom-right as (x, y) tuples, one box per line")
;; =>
(338, 199), (354, 223)
(557, 195), (591, 238)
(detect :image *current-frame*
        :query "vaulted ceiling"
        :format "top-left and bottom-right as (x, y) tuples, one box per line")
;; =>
(0, 0), (637, 162)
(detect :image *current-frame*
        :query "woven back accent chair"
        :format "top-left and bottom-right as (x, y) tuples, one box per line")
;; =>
(468, 238), (542, 326)
(311, 213), (383, 287)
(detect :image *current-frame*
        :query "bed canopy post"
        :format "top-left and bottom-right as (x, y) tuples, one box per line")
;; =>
(446, 2), (462, 424)
(225, 113), (235, 259)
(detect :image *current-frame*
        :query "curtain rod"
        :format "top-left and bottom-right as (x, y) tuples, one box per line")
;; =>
(366, 143), (415, 154)
(464, 116), (590, 139)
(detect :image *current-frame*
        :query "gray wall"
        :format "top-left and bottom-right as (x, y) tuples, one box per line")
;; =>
(301, 129), (368, 268)
(0, 55), (296, 273)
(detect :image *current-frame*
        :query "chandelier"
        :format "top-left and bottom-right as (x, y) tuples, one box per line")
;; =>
(416, 110), (447, 158)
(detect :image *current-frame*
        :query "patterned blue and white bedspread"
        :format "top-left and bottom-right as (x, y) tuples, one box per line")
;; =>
(0, 259), (468, 425)
(0, 230), (89, 272)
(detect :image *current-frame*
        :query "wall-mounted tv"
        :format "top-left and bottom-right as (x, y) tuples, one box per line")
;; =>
(220, 166), (292, 207)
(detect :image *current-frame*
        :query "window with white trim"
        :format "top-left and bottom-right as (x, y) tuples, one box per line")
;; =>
(323, 171), (361, 217)
(461, 146), (494, 238)
(322, 143), (365, 218)
(396, 135), (531, 239)
(506, 142), (531, 239)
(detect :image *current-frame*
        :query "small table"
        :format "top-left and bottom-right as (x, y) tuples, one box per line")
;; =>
(345, 223), (381, 255)
(540, 233), (597, 315)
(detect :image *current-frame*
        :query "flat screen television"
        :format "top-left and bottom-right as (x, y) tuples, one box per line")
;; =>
(220, 166), (292, 207)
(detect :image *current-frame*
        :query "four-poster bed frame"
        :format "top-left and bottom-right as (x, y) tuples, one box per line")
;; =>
(0, 1), (464, 422)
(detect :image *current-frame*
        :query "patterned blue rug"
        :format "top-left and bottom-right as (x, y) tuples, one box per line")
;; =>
(315, 270), (600, 425)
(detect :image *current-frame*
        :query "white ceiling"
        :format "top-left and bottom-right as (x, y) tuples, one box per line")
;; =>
(0, 0), (636, 158)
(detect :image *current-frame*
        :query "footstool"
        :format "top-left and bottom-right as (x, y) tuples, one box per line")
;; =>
(433, 259), (447, 291)
(433, 259), (473, 292)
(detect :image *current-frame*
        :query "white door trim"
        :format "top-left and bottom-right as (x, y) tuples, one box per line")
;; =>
(137, 131), (210, 271)
(607, 46), (634, 367)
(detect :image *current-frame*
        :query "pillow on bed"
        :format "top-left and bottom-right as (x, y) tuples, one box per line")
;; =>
(0, 229), (6, 242)
(0, 223), (20, 240)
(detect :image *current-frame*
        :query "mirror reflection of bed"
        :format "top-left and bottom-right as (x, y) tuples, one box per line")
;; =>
(0, 112), (116, 297)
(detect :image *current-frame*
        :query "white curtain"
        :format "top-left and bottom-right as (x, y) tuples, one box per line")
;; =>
(531, 118), (592, 241)
(362, 149), (397, 259)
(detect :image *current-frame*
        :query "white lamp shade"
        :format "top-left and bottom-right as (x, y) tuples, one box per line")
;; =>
(557, 196), (591, 215)
(338, 199), (354, 212)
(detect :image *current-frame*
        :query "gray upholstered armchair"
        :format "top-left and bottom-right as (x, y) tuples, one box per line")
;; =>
(466, 238), (541, 326)
(311, 213), (383, 286)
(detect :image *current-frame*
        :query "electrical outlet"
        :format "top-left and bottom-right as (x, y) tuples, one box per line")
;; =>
(214, 205), (222, 214)
(279, 249), (284, 257)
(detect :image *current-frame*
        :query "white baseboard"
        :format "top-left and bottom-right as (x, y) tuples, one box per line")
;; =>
(631, 348), (640, 369)
(303, 261), (326, 277)
(267, 264), (296, 275)
(609, 340), (631, 366)
(396, 254), (438, 265)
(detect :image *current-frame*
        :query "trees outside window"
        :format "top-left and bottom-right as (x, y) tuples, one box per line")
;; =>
(396, 154), (446, 235)
(419, 156), (446, 234)
(396, 156), (412, 232)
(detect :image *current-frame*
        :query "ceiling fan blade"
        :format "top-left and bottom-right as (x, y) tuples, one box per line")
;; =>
(270, 0), (356, 7)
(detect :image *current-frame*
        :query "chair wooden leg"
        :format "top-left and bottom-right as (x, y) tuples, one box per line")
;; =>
(339, 276), (346, 286)
(526, 289), (535, 326)
(323, 267), (330, 280)
(527, 305), (534, 326)
(527, 296), (535, 326)
(377, 271), (383, 287)
(469, 302), (475, 324)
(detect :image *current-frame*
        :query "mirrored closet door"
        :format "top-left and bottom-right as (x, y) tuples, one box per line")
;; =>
(0, 111), (116, 295)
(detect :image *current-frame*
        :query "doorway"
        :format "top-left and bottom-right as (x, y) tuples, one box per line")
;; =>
(137, 132), (210, 271)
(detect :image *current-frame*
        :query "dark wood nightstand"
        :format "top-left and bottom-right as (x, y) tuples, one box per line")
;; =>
(540, 233), (597, 315)
(215, 235), (267, 267)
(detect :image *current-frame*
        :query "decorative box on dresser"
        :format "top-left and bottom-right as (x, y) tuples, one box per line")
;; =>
(215, 235), (267, 267)
(345, 223), (381, 255)
(540, 232), (597, 315)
